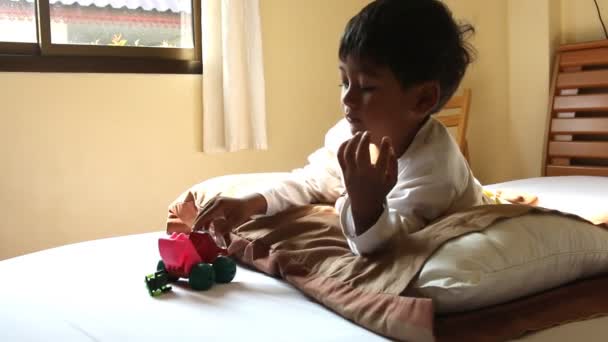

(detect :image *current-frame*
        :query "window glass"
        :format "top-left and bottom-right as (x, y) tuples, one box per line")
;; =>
(0, 0), (37, 43)
(49, 0), (194, 48)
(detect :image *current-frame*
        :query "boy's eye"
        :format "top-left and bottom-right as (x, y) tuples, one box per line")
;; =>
(360, 86), (377, 92)
(339, 81), (349, 89)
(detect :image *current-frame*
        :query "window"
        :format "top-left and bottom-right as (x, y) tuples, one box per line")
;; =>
(0, 0), (201, 73)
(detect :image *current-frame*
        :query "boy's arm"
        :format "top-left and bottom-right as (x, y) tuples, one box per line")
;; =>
(336, 131), (404, 255)
(255, 120), (350, 216)
(338, 179), (458, 256)
(254, 147), (345, 216)
(337, 196), (400, 255)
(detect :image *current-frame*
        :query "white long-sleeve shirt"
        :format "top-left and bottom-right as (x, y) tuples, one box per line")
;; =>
(256, 117), (486, 255)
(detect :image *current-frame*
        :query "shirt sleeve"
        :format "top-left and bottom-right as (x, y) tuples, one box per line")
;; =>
(338, 177), (458, 256)
(254, 120), (350, 216)
(256, 147), (344, 215)
(339, 196), (399, 255)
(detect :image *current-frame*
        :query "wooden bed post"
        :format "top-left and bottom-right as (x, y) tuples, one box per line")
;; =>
(544, 40), (608, 177)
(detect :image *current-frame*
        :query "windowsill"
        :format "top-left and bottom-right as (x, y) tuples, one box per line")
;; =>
(0, 55), (202, 74)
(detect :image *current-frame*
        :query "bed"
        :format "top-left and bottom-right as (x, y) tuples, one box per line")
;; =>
(0, 175), (606, 342)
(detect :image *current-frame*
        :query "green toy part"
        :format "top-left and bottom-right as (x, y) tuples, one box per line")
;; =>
(156, 260), (180, 282)
(213, 256), (237, 283)
(189, 263), (215, 291)
(145, 270), (172, 297)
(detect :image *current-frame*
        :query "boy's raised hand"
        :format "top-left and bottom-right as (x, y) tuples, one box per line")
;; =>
(337, 131), (398, 235)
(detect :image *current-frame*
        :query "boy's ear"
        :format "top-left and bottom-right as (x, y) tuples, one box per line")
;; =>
(412, 81), (440, 117)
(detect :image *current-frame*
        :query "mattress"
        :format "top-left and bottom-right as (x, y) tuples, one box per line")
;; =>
(0, 231), (388, 341)
(1, 176), (606, 341)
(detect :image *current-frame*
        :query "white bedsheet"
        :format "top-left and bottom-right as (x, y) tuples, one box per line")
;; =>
(1, 176), (606, 342)
(0, 232), (388, 342)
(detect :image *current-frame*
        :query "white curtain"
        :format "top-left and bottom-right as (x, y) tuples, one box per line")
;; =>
(202, 0), (268, 152)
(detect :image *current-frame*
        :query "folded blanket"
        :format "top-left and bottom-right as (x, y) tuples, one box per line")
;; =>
(167, 176), (607, 341)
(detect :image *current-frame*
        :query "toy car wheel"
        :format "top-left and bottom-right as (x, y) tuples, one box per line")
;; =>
(213, 256), (237, 283)
(156, 260), (179, 282)
(189, 263), (215, 291)
(145, 271), (172, 297)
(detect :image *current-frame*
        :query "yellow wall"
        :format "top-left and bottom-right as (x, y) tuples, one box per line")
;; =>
(561, 0), (608, 44)
(3, 0), (601, 260)
(0, 0), (370, 260)
(457, 0), (561, 183)
(507, 0), (554, 180)
(443, 0), (512, 183)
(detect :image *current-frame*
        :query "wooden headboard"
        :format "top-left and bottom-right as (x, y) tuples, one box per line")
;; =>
(544, 40), (608, 177)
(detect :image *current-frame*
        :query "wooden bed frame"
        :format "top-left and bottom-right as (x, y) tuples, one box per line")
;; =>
(544, 40), (608, 177)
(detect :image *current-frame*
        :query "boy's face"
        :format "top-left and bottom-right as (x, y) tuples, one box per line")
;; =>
(339, 56), (431, 148)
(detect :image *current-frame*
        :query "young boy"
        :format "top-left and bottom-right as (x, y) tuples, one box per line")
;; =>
(193, 0), (485, 255)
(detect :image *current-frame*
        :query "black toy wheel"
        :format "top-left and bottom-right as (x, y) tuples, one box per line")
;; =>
(156, 260), (179, 282)
(213, 256), (237, 283)
(189, 263), (215, 291)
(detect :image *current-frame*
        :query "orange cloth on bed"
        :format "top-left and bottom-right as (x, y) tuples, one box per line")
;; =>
(588, 212), (608, 225)
(483, 189), (539, 205)
(484, 188), (608, 224)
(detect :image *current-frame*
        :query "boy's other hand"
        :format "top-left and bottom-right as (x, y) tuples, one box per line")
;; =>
(191, 194), (267, 235)
(337, 131), (398, 234)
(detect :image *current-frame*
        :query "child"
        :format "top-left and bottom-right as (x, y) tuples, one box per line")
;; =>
(193, 0), (485, 255)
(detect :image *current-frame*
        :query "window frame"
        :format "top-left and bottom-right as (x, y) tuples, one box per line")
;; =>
(0, 0), (202, 74)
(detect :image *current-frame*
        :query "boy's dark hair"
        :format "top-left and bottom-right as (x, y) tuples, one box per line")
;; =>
(339, 0), (475, 113)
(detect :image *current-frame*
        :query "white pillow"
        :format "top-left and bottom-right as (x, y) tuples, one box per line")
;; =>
(413, 213), (608, 313)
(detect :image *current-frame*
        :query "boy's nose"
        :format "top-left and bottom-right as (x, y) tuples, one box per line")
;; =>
(341, 88), (359, 109)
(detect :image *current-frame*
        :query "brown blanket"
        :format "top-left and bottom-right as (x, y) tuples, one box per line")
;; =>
(167, 175), (608, 341)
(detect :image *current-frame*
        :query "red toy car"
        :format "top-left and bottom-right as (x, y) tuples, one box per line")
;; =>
(149, 230), (237, 293)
